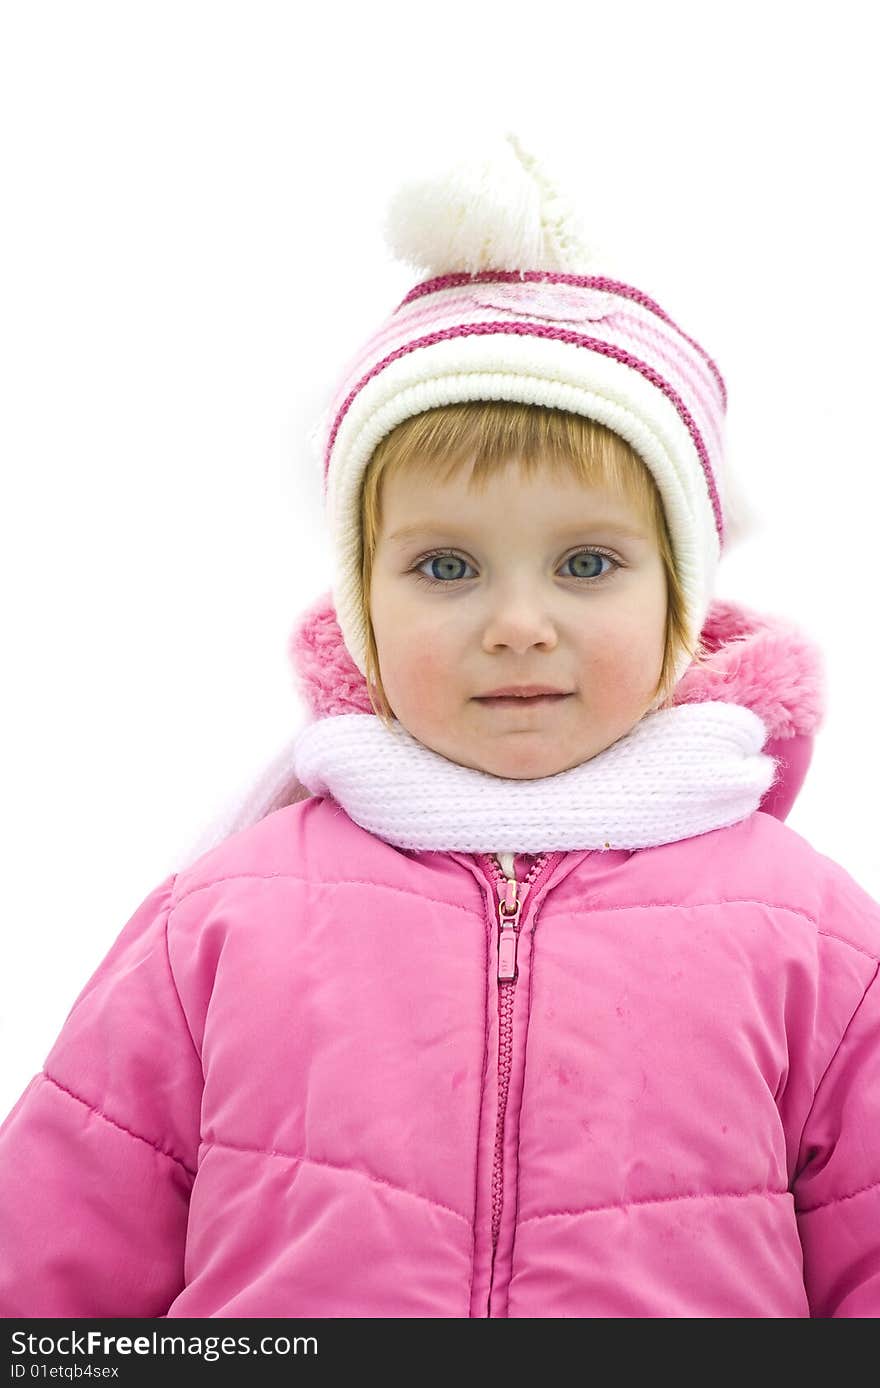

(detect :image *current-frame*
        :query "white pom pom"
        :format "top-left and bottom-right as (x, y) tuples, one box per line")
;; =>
(382, 131), (601, 278)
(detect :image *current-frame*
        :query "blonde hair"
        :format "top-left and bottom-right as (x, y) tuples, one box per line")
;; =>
(360, 401), (707, 729)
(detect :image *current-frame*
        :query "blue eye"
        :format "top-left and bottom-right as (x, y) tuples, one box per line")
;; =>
(415, 553), (476, 584)
(561, 551), (612, 580)
(412, 549), (619, 587)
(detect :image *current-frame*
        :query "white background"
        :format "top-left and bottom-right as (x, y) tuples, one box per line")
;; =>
(1, 0), (877, 1115)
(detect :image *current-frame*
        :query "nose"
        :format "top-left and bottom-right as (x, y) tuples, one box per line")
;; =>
(480, 587), (560, 656)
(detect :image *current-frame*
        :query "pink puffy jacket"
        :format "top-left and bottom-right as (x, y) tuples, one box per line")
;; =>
(2, 598), (880, 1318)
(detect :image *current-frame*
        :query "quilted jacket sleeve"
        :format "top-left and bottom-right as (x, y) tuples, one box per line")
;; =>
(794, 962), (880, 1317)
(0, 872), (203, 1317)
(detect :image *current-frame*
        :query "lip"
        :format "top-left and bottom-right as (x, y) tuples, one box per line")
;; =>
(476, 692), (572, 710)
(474, 688), (573, 709)
(476, 685), (571, 698)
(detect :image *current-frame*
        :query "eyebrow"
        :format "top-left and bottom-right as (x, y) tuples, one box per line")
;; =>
(386, 521), (650, 545)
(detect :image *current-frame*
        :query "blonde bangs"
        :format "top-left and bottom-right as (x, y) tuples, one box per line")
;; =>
(366, 401), (660, 511)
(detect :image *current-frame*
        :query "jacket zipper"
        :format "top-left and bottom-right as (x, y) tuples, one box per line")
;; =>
(481, 851), (553, 1272)
(445, 844), (591, 1315)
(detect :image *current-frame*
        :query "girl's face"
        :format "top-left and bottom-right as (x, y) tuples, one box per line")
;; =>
(369, 457), (668, 779)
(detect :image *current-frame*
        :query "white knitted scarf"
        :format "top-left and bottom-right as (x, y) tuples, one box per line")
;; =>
(292, 701), (778, 854)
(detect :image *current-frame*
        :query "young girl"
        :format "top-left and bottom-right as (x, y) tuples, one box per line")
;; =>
(2, 133), (878, 1319)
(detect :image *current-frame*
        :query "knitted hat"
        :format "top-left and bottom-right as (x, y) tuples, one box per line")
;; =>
(310, 130), (753, 707)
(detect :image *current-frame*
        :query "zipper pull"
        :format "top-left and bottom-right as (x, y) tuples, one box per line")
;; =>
(497, 875), (526, 982)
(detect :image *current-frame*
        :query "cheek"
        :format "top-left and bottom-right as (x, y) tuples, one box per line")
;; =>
(577, 607), (664, 699)
(400, 647), (456, 711)
(377, 624), (457, 716)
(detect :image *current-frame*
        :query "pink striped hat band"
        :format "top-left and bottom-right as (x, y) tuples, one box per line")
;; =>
(313, 266), (734, 701)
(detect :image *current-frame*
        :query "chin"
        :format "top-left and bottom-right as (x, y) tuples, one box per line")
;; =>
(481, 750), (573, 781)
